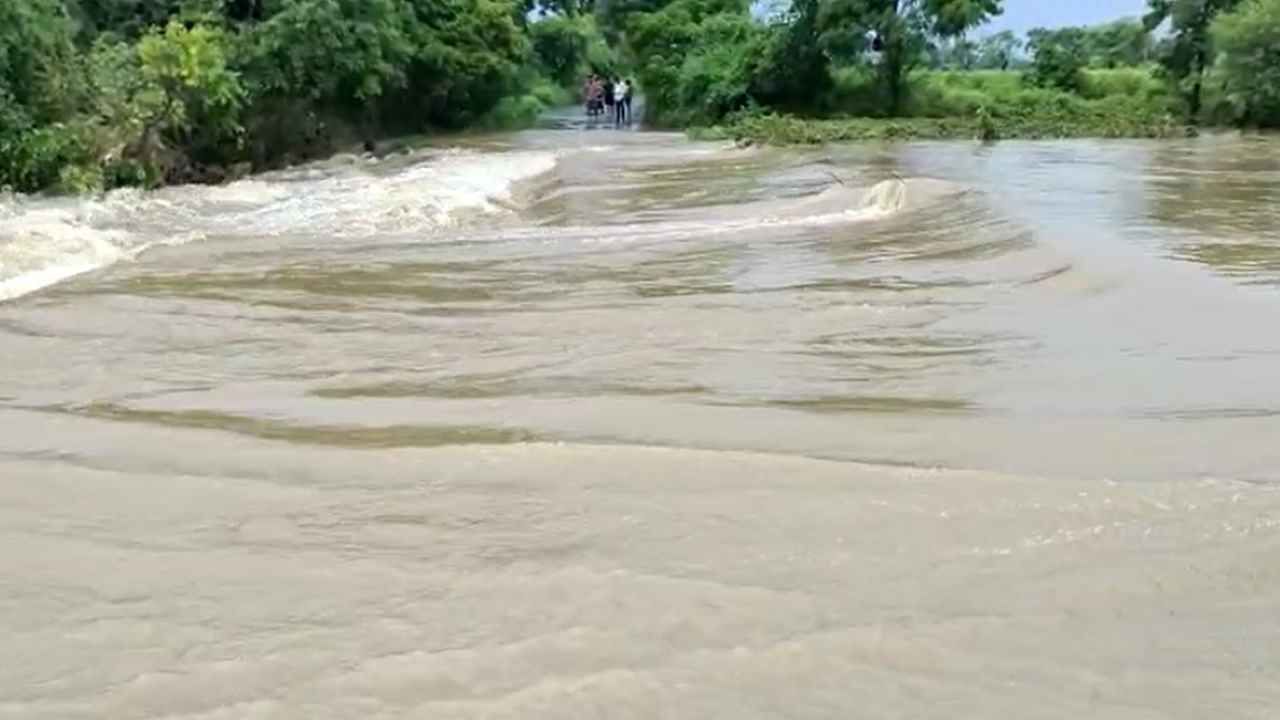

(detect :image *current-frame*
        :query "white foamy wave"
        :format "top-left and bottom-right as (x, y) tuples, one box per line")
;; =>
(0, 149), (559, 301)
(711, 177), (961, 230)
(0, 206), (133, 301)
(0, 202), (203, 302)
(220, 150), (559, 238)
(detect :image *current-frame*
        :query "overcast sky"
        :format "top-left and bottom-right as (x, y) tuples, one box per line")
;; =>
(982, 0), (1149, 35)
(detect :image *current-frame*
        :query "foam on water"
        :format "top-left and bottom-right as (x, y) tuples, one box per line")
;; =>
(0, 149), (559, 302)
(0, 204), (136, 302)
(223, 150), (559, 238)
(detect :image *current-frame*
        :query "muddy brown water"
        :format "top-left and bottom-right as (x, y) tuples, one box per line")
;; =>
(2, 120), (1279, 718)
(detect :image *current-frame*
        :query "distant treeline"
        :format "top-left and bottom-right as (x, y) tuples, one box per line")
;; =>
(6, 0), (1279, 193)
(599, 0), (1279, 132)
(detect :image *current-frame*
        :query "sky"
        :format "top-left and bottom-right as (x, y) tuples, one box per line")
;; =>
(982, 0), (1150, 35)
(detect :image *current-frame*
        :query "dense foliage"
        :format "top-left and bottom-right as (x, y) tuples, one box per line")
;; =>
(611, 0), (1280, 135)
(617, 0), (1003, 124)
(1144, 0), (1242, 119)
(1211, 0), (1280, 126)
(1025, 28), (1089, 92)
(7, 0), (1280, 192)
(1, 0), (616, 193)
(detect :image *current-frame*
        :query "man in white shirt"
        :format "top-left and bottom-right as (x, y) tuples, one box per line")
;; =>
(614, 79), (630, 127)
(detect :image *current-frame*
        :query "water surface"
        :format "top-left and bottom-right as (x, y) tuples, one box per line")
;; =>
(2, 125), (1278, 718)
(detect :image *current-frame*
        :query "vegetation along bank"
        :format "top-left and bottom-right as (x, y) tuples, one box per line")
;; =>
(5, 0), (1280, 192)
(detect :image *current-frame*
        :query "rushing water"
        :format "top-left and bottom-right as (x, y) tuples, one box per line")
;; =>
(3, 120), (1279, 718)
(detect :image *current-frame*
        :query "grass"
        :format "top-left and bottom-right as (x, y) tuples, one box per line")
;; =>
(695, 68), (1192, 145)
(479, 78), (576, 131)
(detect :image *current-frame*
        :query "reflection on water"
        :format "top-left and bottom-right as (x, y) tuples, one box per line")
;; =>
(2, 129), (1280, 718)
(1145, 136), (1280, 283)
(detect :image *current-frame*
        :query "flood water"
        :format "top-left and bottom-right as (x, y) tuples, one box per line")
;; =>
(2, 120), (1279, 718)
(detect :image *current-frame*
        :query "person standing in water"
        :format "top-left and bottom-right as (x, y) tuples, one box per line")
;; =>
(623, 79), (635, 126)
(603, 78), (616, 124)
(614, 78), (630, 127)
(582, 74), (596, 118)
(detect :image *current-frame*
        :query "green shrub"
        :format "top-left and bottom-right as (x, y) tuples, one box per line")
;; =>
(530, 16), (591, 87)
(1212, 0), (1280, 127)
(1079, 67), (1167, 101)
(826, 65), (887, 116)
(0, 122), (94, 194)
(530, 78), (573, 107)
(905, 74), (992, 118)
(1026, 28), (1088, 92)
(628, 0), (761, 126)
(480, 94), (546, 129)
(56, 162), (106, 195)
(674, 19), (763, 124)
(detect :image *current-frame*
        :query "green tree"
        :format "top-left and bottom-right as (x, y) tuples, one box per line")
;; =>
(1211, 0), (1280, 126)
(817, 0), (1003, 114)
(0, 0), (92, 191)
(1082, 19), (1151, 68)
(134, 21), (245, 180)
(1026, 27), (1088, 92)
(238, 0), (414, 110)
(0, 0), (83, 121)
(529, 16), (591, 85)
(523, 0), (596, 16)
(975, 29), (1020, 69)
(756, 0), (831, 109)
(398, 0), (530, 128)
(626, 0), (754, 122)
(1145, 0), (1241, 120)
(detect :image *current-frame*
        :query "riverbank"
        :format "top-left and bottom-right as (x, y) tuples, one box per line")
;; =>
(692, 111), (1196, 146)
(1, 4), (613, 197)
(688, 68), (1198, 146)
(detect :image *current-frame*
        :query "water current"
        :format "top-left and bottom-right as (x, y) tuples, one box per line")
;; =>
(3, 113), (1279, 717)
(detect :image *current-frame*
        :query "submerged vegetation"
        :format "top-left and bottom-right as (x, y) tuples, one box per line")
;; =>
(5, 0), (1280, 191)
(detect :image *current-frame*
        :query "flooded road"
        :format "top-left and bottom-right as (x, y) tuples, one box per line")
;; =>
(2, 125), (1279, 717)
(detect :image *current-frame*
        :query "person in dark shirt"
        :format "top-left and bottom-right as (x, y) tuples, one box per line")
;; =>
(622, 79), (635, 126)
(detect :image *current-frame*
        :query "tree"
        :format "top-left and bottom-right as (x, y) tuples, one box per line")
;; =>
(817, 0), (1003, 115)
(411, 0), (530, 129)
(933, 35), (977, 69)
(1026, 27), (1087, 92)
(1145, 0), (1241, 120)
(625, 0), (755, 122)
(0, 0), (83, 121)
(758, 0), (832, 109)
(529, 16), (591, 85)
(523, 0), (595, 16)
(1082, 19), (1151, 68)
(134, 21), (245, 180)
(1211, 0), (1280, 126)
(238, 0), (414, 110)
(976, 29), (1020, 69)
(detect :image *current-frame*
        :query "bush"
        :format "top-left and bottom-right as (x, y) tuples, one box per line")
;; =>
(0, 0), (84, 122)
(905, 72), (1007, 118)
(1211, 0), (1280, 127)
(530, 77), (573, 107)
(826, 65), (915, 117)
(481, 94), (546, 129)
(530, 16), (590, 87)
(1079, 67), (1168, 101)
(1026, 28), (1088, 92)
(628, 0), (765, 126)
(0, 122), (95, 194)
(237, 0), (414, 112)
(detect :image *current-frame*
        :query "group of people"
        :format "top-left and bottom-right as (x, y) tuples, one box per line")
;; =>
(583, 75), (634, 127)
